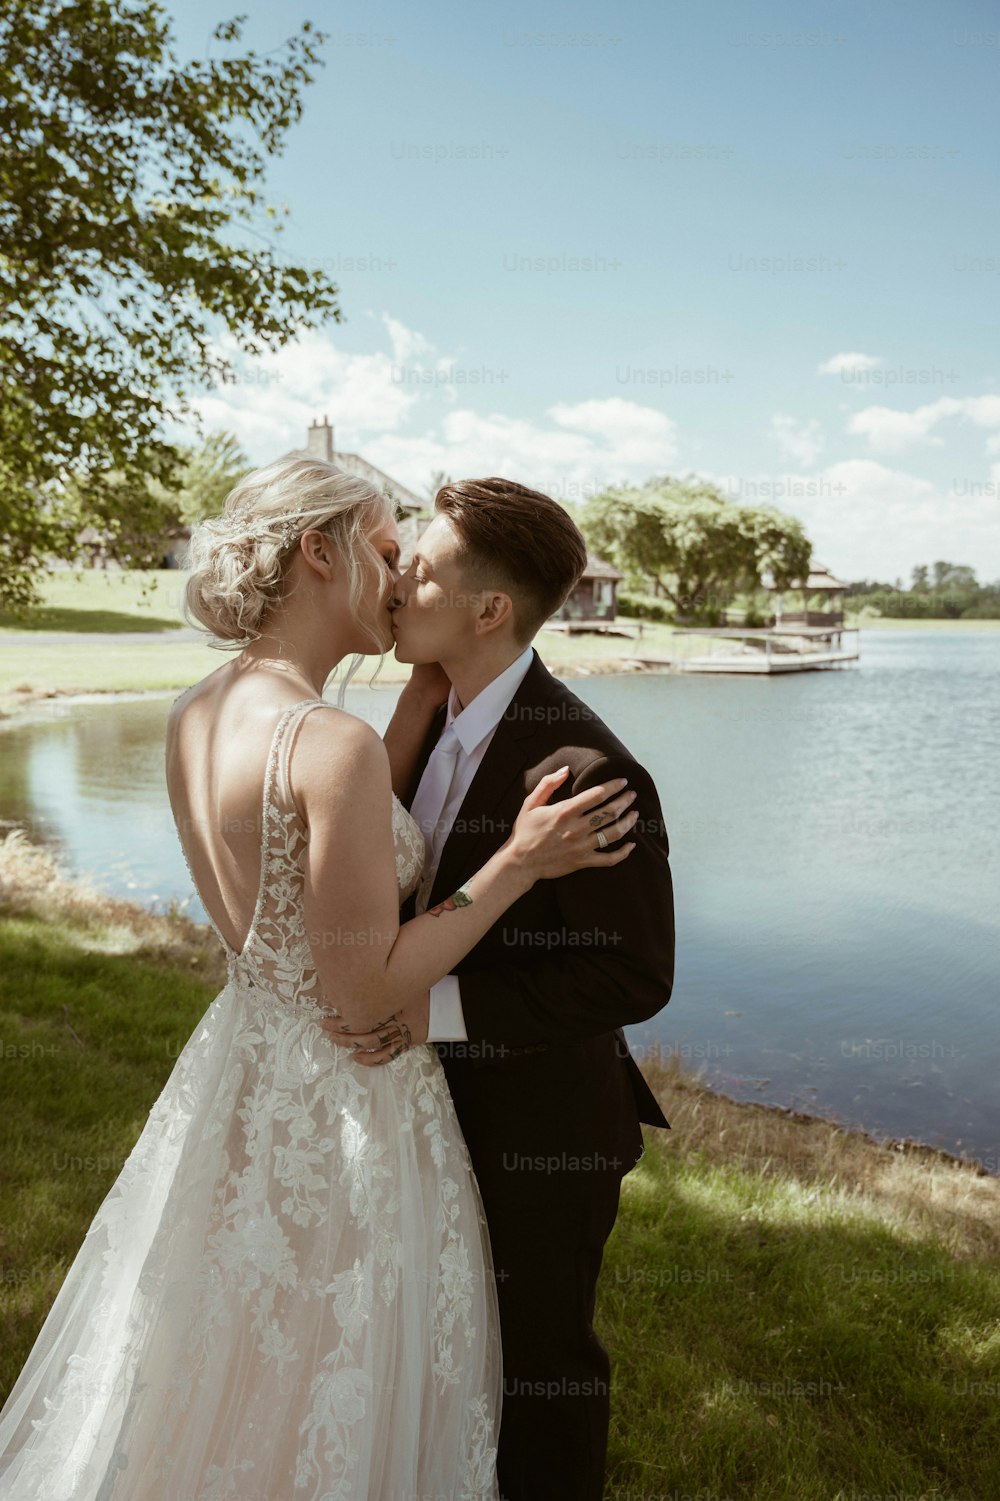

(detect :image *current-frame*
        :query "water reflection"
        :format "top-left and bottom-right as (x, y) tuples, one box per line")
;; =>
(1, 631), (997, 1166)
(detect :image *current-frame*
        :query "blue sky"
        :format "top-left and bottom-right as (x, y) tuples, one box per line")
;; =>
(165, 0), (1000, 583)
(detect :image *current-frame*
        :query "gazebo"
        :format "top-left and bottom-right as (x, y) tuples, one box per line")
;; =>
(768, 562), (848, 629)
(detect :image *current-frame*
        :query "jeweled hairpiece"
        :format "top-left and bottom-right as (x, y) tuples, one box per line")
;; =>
(229, 505), (299, 550)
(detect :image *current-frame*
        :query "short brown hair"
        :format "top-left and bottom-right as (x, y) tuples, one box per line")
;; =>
(434, 477), (588, 644)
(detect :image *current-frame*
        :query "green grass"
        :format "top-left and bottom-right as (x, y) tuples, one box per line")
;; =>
(4, 569), (996, 724)
(0, 639), (233, 708)
(2, 835), (999, 1498)
(538, 617), (675, 667)
(0, 570), (678, 718)
(600, 1140), (1000, 1501)
(0, 914), (225, 1397)
(0, 569), (188, 632)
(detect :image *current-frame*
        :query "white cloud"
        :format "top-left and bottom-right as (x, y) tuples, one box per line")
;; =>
(550, 398), (678, 467)
(180, 319), (681, 507)
(703, 457), (1000, 582)
(817, 351), (882, 376)
(183, 325), (420, 457)
(821, 459), (1000, 580)
(962, 394), (1000, 429)
(846, 395), (1000, 455)
(381, 314), (432, 363)
(770, 413), (825, 466)
(845, 398), (962, 453)
(171, 319), (1000, 579)
(370, 399), (677, 505)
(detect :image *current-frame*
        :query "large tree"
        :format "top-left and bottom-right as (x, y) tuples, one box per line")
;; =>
(156, 430), (250, 527)
(580, 476), (811, 622)
(57, 429), (251, 571)
(0, 0), (340, 608)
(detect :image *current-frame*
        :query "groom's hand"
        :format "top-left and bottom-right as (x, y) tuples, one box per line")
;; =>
(317, 992), (430, 1066)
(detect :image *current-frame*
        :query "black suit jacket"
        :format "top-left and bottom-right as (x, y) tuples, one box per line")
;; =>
(402, 649), (673, 1150)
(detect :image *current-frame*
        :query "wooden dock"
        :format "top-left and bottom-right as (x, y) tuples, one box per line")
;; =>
(542, 620), (639, 638)
(623, 626), (861, 675)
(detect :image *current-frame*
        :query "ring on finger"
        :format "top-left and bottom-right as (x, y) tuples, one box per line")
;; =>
(595, 829), (609, 850)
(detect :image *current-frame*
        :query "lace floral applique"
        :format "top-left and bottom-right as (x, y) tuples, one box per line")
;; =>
(1, 700), (496, 1501)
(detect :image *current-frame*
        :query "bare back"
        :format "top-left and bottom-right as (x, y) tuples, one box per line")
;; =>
(165, 666), (325, 955)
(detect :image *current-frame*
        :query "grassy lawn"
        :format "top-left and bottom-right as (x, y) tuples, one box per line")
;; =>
(601, 1078), (1000, 1500)
(2, 833), (998, 1498)
(0, 639), (234, 710)
(0, 569), (682, 717)
(2, 569), (997, 722)
(0, 569), (188, 633)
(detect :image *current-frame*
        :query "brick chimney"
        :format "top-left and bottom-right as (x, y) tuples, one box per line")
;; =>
(306, 416), (334, 463)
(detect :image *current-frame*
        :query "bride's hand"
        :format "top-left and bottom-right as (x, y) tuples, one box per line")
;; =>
(403, 661), (451, 709)
(505, 768), (638, 882)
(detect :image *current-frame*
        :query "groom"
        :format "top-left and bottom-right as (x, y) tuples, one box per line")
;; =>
(388, 478), (673, 1501)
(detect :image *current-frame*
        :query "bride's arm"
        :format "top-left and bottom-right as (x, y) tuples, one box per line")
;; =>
(382, 664), (450, 802)
(294, 712), (637, 1035)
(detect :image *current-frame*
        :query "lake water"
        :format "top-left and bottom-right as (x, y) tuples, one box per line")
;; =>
(1, 630), (997, 1169)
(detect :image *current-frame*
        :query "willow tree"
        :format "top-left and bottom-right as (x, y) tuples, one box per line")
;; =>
(580, 476), (811, 622)
(0, 1), (340, 608)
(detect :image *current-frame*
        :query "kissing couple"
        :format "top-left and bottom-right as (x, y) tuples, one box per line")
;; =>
(0, 458), (674, 1501)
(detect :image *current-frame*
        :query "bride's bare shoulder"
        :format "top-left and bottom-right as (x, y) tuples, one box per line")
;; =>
(165, 668), (229, 741)
(294, 703), (387, 772)
(292, 704), (389, 813)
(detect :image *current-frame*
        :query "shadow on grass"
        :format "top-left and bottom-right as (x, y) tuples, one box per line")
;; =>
(2, 911), (998, 1500)
(0, 914), (214, 1394)
(0, 607), (182, 633)
(599, 1139), (1000, 1501)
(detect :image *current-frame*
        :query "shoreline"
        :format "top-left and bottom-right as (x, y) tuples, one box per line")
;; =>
(0, 653), (636, 728)
(3, 616), (997, 727)
(658, 1069), (999, 1179)
(1, 824), (995, 1179)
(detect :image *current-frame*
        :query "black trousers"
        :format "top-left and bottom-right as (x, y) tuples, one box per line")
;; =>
(442, 1053), (634, 1501)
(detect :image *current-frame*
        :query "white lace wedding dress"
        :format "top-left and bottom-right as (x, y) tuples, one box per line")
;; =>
(0, 699), (501, 1500)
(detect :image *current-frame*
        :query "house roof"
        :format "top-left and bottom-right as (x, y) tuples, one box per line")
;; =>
(794, 562), (848, 592)
(581, 552), (624, 581)
(769, 562), (848, 593)
(331, 451), (426, 515)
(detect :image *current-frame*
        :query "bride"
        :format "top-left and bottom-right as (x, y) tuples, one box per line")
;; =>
(0, 454), (638, 1500)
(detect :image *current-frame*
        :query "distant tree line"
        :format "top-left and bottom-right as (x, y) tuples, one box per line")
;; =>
(579, 476), (810, 625)
(846, 563), (1000, 619)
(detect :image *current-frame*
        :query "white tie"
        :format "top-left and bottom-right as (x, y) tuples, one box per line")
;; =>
(409, 723), (462, 913)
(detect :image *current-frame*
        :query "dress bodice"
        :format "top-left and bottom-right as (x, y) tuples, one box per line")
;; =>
(176, 699), (426, 1016)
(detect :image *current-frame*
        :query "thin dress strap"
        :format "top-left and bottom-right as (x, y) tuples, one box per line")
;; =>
(272, 698), (336, 815)
(224, 699), (315, 957)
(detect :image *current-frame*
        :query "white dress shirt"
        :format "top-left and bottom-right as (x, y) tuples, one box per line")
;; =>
(423, 644), (536, 1041)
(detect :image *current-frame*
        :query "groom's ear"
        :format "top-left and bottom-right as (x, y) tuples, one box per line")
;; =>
(474, 590), (514, 637)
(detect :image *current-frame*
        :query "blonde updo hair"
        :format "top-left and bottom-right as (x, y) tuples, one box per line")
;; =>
(184, 454), (395, 662)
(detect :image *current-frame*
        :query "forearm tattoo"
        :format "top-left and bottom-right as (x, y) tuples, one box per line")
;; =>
(427, 884), (474, 917)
